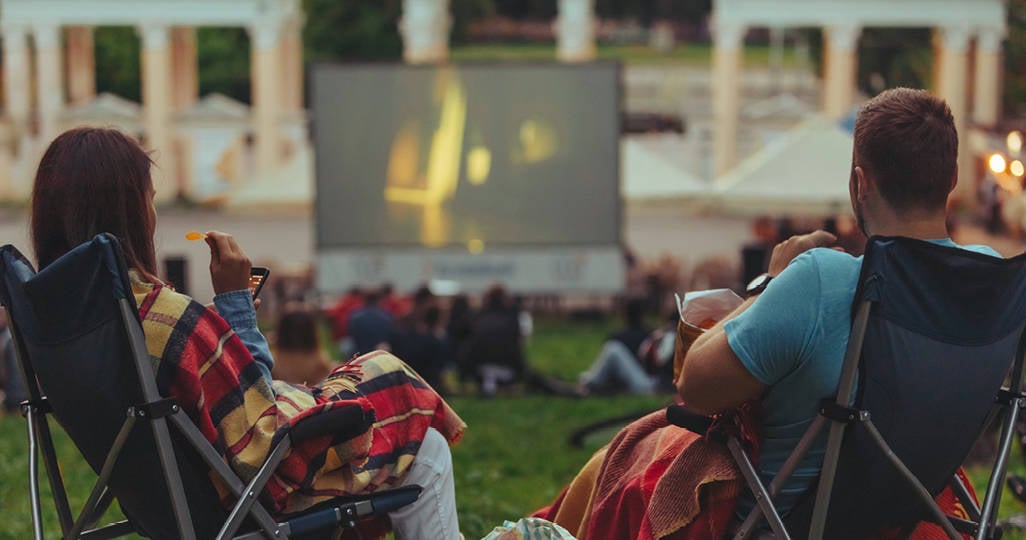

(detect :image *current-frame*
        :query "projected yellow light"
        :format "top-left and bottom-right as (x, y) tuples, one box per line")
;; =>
(1011, 160), (1025, 178)
(989, 153), (1007, 174)
(466, 146), (491, 185)
(384, 69), (467, 206)
(1009, 131), (1024, 154)
(516, 119), (558, 164)
(467, 238), (484, 254)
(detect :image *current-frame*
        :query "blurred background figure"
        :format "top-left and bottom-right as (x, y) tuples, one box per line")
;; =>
(402, 284), (438, 327)
(513, 294), (534, 346)
(379, 282), (410, 319)
(347, 289), (395, 356)
(447, 294), (476, 387)
(271, 308), (336, 386)
(576, 298), (656, 395)
(465, 284), (524, 397)
(389, 304), (448, 393)
(326, 286), (364, 359)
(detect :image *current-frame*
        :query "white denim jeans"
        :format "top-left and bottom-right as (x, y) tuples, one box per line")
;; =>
(388, 427), (461, 539)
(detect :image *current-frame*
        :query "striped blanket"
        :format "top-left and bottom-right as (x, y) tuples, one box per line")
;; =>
(132, 275), (466, 524)
(537, 403), (977, 539)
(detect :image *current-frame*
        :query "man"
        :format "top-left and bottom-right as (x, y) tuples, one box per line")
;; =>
(678, 87), (1000, 518)
(347, 289), (395, 356)
(577, 298), (658, 395)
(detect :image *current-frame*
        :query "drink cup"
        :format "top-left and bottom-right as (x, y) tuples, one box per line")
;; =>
(673, 319), (707, 382)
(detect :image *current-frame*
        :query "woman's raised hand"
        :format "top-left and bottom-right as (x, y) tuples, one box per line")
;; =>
(204, 231), (252, 295)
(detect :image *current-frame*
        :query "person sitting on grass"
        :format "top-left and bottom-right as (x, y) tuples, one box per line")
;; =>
(29, 127), (465, 539)
(271, 308), (337, 386)
(576, 298), (656, 395)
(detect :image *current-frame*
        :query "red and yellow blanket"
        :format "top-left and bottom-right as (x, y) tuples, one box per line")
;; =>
(536, 404), (976, 540)
(132, 277), (465, 523)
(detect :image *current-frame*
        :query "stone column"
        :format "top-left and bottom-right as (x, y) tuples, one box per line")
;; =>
(0, 122), (13, 200)
(399, 0), (450, 64)
(65, 26), (96, 106)
(973, 30), (1004, 127)
(3, 27), (30, 144)
(250, 21), (283, 174)
(171, 27), (198, 199)
(171, 27), (198, 111)
(1, 26), (30, 199)
(712, 22), (744, 178)
(936, 26), (973, 206)
(822, 24), (861, 120)
(555, 0), (596, 62)
(34, 24), (65, 146)
(280, 16), (304, 113)
(139, 24), (176, 202)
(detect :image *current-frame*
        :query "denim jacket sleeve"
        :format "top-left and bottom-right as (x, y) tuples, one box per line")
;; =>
(213, 289), (273, 384)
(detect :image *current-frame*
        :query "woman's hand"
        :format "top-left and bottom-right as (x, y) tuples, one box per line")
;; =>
(205, 231), (252, 295)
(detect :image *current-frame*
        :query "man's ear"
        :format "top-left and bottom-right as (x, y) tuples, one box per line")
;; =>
(948, 172), (958, 194)
(854, 166), (871, 201)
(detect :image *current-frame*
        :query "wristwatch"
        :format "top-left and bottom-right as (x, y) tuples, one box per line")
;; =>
(745, 273), (773, 298)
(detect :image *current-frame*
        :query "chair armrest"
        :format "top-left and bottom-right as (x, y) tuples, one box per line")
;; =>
(284, 485), (423, 536)
(666, 404), (714, 436)
(290, 404), (373, 445)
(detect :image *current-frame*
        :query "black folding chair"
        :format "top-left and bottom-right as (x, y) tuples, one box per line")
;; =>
(668, 235), (1026, 540)
(0, 234), (421, 540)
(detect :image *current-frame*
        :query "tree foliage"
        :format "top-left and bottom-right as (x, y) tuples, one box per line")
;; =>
(94, 27), (141, 102)
(302, 0), (403, 62)
(1005, 0), (1026, 118)
(196, 28), (251, 103)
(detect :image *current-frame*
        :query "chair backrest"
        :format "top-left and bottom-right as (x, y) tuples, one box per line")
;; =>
(815, 236), (1026, 538)
(0, 235), (227, 539)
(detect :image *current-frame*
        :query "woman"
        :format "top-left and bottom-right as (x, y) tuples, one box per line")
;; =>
(30, 127), (465, 539)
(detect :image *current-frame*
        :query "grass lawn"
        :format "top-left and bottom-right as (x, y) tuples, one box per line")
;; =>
(451, 42), (800, 67)
(2, 317), (1026, 538)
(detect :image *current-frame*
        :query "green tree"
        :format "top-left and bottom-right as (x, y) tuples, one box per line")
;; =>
(803, 28), (934, 99)
(197, 28), (251, 103)
(451, 0), (496, 44)
(94, 27), (141, 102)
(302, 0), (403, 61)
(1005, 0), (1026, 118)
(855, 28), (934, 96)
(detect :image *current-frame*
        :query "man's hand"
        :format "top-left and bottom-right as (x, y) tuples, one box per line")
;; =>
(204, 231), (252, 295)
(767, 230), (837, 277)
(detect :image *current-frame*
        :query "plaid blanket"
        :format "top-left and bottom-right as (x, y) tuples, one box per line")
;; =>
(132, 276), (465, 521)
(537, 402), (977, 539)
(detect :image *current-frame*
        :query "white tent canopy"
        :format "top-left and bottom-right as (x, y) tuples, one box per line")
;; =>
(712, 116), (855, 216)
(225, 145), (313, 213)
(621, 135), (710, 202)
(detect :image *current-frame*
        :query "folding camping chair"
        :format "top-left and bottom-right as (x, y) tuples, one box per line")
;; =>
(667, 235), (1026, 540)
(0, 234), (421, 540)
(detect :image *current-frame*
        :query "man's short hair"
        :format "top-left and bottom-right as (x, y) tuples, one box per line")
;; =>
(854, 88), (958, 212)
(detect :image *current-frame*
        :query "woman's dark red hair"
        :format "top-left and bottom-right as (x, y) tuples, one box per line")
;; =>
(31, 127), (160, 282)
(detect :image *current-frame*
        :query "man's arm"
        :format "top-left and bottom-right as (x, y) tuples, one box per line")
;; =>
(677, 297), (765, 415)
(676, 230), (837, 415)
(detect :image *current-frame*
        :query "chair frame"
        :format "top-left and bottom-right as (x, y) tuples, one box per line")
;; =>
(2, 235), (420, 540)
(669, 238), (1026, 540)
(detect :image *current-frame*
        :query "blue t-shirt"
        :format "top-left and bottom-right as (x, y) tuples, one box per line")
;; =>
(726, 239), (1000, 519)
